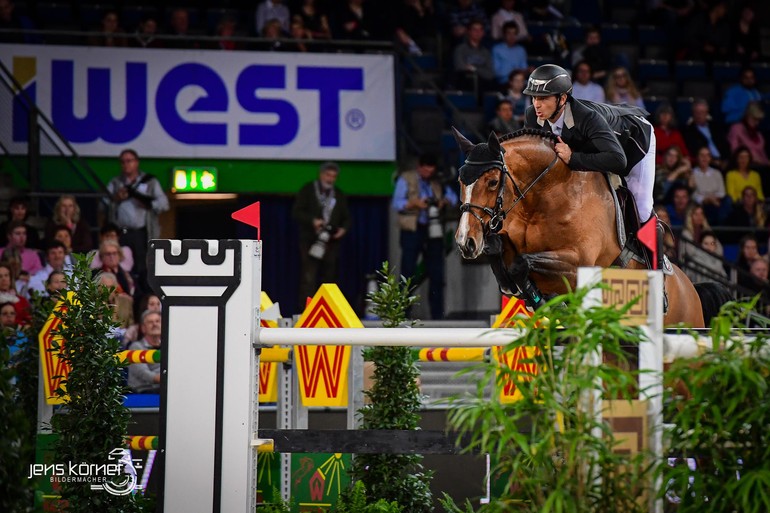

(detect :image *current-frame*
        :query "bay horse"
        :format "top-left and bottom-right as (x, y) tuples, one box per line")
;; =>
(453, 128), (706, 327)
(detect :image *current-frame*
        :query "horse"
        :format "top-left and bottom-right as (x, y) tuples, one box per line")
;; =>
(453, 128), (707, 327)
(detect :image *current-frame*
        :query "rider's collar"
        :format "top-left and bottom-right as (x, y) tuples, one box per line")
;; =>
(536, 102), (574, 130)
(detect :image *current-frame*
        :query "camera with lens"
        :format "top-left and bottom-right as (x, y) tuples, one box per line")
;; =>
(309, 224), (333, 260)
(427, 198), (443, 239)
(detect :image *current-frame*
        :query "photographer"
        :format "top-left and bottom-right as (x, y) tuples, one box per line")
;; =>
(392, 153), (458, 319)
(292, 162), (350, 312)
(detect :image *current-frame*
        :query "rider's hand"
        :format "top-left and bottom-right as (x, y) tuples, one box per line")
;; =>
(555, 136), (571, 164)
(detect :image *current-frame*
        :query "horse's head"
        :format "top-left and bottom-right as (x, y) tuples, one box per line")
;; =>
(453, 127), (561, 260)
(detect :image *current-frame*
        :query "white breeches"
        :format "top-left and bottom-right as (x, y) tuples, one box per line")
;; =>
(624, 117), (656, 222)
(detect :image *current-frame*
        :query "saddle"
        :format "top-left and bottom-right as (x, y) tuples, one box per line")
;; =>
(606, 175), (673, 275)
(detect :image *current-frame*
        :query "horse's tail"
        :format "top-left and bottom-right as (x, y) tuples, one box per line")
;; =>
(694, 282), (734, 326)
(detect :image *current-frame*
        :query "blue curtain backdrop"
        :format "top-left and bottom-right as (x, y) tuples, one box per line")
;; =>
(236, 195), (390, 317)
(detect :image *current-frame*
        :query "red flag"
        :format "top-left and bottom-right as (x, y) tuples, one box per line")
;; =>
(231, 201), (261, 239)
(637, 218), (658, 270)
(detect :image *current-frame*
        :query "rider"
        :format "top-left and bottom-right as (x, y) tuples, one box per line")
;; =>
(521, 63), (665, 270)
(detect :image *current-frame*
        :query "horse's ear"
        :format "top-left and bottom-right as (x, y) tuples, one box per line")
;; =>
(487, 131), (501, 155)
(451, 126), (475, 154)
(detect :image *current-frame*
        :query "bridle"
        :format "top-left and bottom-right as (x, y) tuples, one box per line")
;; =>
(459, 148), (560, 233)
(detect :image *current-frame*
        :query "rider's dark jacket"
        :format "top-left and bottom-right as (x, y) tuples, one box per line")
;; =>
(524, 97), (651, 177)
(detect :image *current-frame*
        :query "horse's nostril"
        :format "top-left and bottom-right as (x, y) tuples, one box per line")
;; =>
(465, 238), (476, 255)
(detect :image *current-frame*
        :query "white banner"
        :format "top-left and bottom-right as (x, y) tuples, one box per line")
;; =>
(1, 44), (396, 161)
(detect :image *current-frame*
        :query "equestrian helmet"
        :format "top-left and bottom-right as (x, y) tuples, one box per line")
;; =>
(523, 64), (573, 97)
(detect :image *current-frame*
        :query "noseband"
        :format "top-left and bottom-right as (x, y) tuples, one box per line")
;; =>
(459, 150), (560, 233)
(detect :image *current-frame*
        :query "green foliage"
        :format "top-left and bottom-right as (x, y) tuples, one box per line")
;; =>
(0, 326), (35, 512)
(350, 262), (432, 513)
(662, 300), (770, 513)
(335, 481), (403, 513)
(445, 285), (654, 513)
(439, 492), (476, 513)
(50, 254), (146, 512)
(257, 488), (292, 512)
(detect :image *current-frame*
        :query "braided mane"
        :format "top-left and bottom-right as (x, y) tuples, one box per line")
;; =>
(498, 128), (558, 145)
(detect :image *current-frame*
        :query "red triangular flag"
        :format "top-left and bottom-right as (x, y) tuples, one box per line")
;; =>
(637, 218), (658, 270)
(231, 201), (261, 239)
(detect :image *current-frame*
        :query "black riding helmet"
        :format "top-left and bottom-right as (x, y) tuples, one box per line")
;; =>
(523, 64), (573, 97)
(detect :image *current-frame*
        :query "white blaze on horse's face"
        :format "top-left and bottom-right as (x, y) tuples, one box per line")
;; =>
(455, 182), (484, 259)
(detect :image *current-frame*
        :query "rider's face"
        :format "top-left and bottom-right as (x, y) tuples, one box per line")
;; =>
(532, 95), (561, 121)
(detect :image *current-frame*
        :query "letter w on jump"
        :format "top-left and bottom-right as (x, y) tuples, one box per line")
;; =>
(298, 346), (346, 398)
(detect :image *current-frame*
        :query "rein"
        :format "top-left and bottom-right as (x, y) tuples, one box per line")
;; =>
(460, 150), (560, 233)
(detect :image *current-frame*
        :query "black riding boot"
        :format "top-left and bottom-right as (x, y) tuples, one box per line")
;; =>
(654, 213), (667, 272)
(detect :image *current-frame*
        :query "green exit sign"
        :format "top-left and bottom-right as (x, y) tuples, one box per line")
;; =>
(172, 167), (218, 192)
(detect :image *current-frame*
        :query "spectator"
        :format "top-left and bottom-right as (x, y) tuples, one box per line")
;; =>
(490, 0), (529, 43)
(332, 0), (375, 40)
(492, 22), (527, 85)
(488, 99), (520, 136)
(604, 67), (645, 110)
(745, 258), (770, 312)
(127, 310), (162, 393)
(392, 153), (458, 319)
(394, 0), (435, 56)
(165, 8), (199, 49)
(130, 15), (163, 48)
(571, 60), (605, 104)
(571, 26), (612, 82)
(733, 4), (760, 64)
(654, 204), (678, 260)
(256, 0), (289, 35)
(655, 146), (692, 204)
(260, 18), (286, 50)
(0, 195), (40, 250)
(685, 230), (727, 282)
(447, 0), (488, 45)
(297, 0), (331, 40)
(453, 20), (495, 92)
(0, 301), (16, 329)
(727, 102), (769, 168)
(87, 10), (127, 47)
(291, 162), (350, 311)
(51, 225), (75, 266)
(725, 146), (764, 202)
(0, 221), (42, 276)
(27, 241), (71, 297)
(96, 239), (134, 297)
(107, 149), (169, 292)
(666, 184), (692, 226)
(722, 66), (762, 125)
(689, 147), (731, 225)
(213, 16), (241, 51)
(0, 0), (38, 44)
(683, 1), (729, 61)
(45, 194), (92, 253)
(726, 185), (766, 229)
(0, 262), (30, 325)
(502, 69), (530, 125)
(45, 271), (67, 297)
(124, 293), (162, 344)
(680, 204), (720, 259)
(98, 272), (134, 334)
(735, 234), (763, 292)
(682, 98), (729, 170)
(653, 103), (689, 165)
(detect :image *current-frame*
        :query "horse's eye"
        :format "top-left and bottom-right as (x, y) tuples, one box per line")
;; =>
(488, 179), (499, 189)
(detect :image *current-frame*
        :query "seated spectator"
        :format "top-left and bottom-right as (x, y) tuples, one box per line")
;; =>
(488, 99), (519, 136)
(130, 15), (163, 48)
(684, 230), (727, 282)
(680, 204), (721, 261)
(0, 195), (41, 250)
(682, 1), (729, 61)
(745, 258), (770, 312)
(0, 0), (39, 44)
(689, 147), (731, 225)
(332, 0), (376, 40)
(492, 22), (527, 85)
(45, 195), (92, 254)
(571, 26), (612, 82)
(722, 66), (762, 125)
(654, 204), (678, 260)
(655, 146), (692, 204)
(27, 241), (71, 297)
(732, 5), (760, 64)
(0, 262), (30, 325)
(213, 16), (242, 51)
(165, 7), (200, 49)
(502, 69), (529, 125)
(394, 0), (435, 56)
(453, 20), (495, 93)
(653, 103), (689, 165)
(725, 146), (764, 202)
(50, 225), (75, 266)
(89, 223), (133, 273)
(736, 233), (763, 275)
(726, 186), (767, 229)
(45, 271), (67, 297)
(256, 0), (289, 35)
(98, 272), (134, 337)
(447, 0), (488, 45)
(604, 67), (645, 110)
(727, 102), (769, 168)
(0, 221), (42, 276)
(0, 301), (16, 330)
(682, 98), (729, 170)
(666, 184), (692, 227)
(491, 0), (529, 43)
(124, 293), (162, 344)
(97, 240), (134, 296)
(571, 61), (605, 104)
(127, 310), (162, 393)
(87, 10), (127, 47)
(297, 0), (331, 40)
